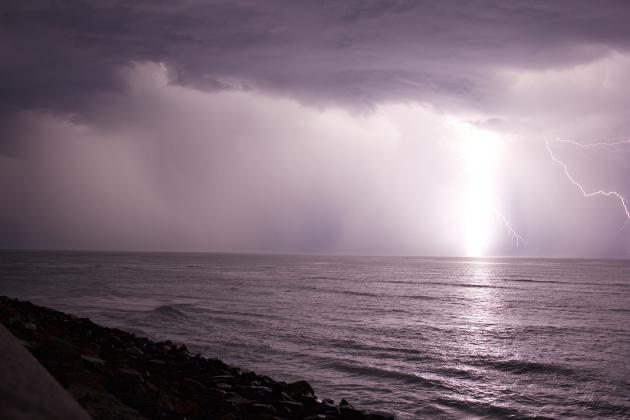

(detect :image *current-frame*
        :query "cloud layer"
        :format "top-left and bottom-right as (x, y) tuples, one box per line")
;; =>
(2, 1), (630, 256)
(3, 0), (630, 115)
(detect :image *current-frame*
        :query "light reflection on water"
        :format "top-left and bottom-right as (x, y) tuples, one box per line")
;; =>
(1, 251), (630, 419)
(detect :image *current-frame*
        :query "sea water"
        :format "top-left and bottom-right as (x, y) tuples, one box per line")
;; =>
(1, 251), (629, 418)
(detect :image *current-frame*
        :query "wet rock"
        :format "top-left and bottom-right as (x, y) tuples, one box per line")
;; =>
(181, 377), (207, 392)
(225, 393), (254, 405)
(339, 406), (366, 420)
(145, 382), (159, 393)
(364, 412), (395, 420)
(24, 321), (38, 330)
(237, 384), (273, 399)
(116, 367), (143, 378)
(81, 354), (106, 366)
(251, 403), (278, 414)
(285, 379), (315, 396)
(216, 382), (233, 390)
(279, 391), (295, 401)
(207, 388), (228, 399)
(339, 399), (354, 409)
(208, 374), (236, 382)
(125, 346), (144, 357)
(281, 400), (304, 410)
(19, 339), (34, 349)
(316, 399), (340, 416)
(0, 296), (396, 420)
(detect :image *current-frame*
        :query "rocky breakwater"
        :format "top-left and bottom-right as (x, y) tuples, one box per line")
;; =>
(0, 296), (394, 420)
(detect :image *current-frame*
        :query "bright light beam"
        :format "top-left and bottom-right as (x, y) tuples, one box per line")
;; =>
(545, 139), (630, 220)
(449, 119), (525, 255)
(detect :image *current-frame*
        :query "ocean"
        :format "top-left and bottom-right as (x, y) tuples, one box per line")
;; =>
(1, 251), (629, 419)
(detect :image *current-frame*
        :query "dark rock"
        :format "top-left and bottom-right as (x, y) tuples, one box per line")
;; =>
(364, 412), (395, 420)
(216, 382), (232, 389)
(285, 379), (315, 396)
(316, 399), (340, 416)
(24, 321), (38, 330)
(125, 346), (144, 357)
(207, 388), (228, 399)
(0, 296), (394, 420)
(339, 406), (366, 420)
(81, 355), (106, 366)
(279, 391), (295, 401)
(116, 367), (143, 378)
(181, 377), (206, 392)
(208, 374), (236, 381)
(339, 399), (354, 409)
(250, 403), (278, 415)
(280, 400), (304, 412)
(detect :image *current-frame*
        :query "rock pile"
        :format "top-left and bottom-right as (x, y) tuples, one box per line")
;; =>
(0, 296), (394, 420)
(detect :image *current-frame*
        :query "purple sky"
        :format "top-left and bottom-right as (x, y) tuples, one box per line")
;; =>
(1, 1), (630, 257)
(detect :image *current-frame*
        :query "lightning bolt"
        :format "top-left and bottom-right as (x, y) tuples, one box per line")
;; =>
(554, 139), (630, 149)
(545, 139), (630, 220)
(495, 208), (526, 247)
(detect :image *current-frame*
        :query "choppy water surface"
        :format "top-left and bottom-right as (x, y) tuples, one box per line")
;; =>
(1, 251), (630, 418)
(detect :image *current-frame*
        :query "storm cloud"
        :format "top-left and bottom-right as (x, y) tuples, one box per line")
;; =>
(2, 1), (630, 256)
(4, 0), (630, 114)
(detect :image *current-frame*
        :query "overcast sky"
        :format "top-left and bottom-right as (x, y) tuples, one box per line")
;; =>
(1, 0), (630, 257)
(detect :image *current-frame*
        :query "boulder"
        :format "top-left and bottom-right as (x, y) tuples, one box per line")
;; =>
(285, 379), (315, 396)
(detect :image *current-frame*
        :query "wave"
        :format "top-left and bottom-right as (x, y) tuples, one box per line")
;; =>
(328, 360), (454, 391)
(138, 304), (263, 329)
(420, 281), (516, 290)
(298, 285), (439, 301)
(472, 358), (573, 376)
(304, 276), (336, 280)
(326, 338), (435, 360)
(517, 325), (576, 336)
(334, 290), (383, 298)
(195, 306), (283, 321)
(578, 399), (630, 417)
(399, 294), (437, 301)
(302, 282), (506, 298)
(437, 366), (484, 381)
(381, 280), (417, 285)
(610, 308), (630, 313)
(146, 304), (189, 319)
(503, 277), (630, 289)
(503, 278), (565, 284)
(297, 285), (383, 298)
(435, 397), (535, 419)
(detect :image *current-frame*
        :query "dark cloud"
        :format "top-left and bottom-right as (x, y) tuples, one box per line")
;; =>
(2, 0), (630, 117)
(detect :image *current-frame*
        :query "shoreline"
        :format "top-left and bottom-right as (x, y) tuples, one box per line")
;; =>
(0, 296), (394, 420)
